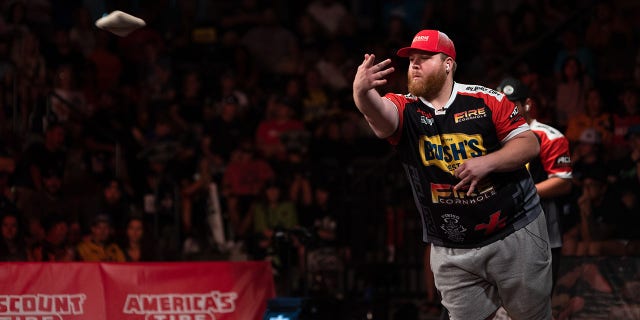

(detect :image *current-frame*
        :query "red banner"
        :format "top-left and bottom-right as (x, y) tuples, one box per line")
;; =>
(0, 261), (275, 320)
(0, 262), (106, 320)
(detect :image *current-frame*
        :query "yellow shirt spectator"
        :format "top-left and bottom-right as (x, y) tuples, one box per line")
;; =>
(76, 214), (125, 262)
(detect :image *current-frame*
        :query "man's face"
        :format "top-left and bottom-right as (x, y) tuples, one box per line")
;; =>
(127, 219), (144, 243)
(92, 222), (110, 243)
(1, 215), (17, 240)
(49, 222), (68, 245)
(47, 126), (65, 149)
(43, 175), (62, 195)
(0, 156), (15, 188)
(103, 181), (121, 203)
(407, 53), (447, 101)
(582, 177), (607, 201)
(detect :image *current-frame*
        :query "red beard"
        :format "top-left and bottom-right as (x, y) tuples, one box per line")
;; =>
(407, 67), (447, 101)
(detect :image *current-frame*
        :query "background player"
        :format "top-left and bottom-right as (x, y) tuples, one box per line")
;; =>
(497, 77), (573, 290)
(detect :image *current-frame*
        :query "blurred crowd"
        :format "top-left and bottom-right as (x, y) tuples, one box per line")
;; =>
(0, 0), (639, 299)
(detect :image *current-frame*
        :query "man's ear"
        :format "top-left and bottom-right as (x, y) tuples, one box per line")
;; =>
(524, 97), (534, 112)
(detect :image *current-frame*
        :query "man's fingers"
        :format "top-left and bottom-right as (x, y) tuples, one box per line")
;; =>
(453, 178), (477, 195)
(363, 56), (392, 72)
(355, 55), (393, 91)
(376, 66), (395, 78)
(371, 79), (388, 87)
(453, 179), (467, 191)
(376, 58), (393, 70)
(363, 53), (375, 67)
(466, 181), (477, 196)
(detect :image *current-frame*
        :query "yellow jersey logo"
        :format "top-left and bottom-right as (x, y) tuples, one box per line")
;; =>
(419, 133), (486, 173)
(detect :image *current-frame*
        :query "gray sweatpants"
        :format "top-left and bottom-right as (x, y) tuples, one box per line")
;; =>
(430, 213), (552, 320)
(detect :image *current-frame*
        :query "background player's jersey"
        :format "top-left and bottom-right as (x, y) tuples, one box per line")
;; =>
(528, 119), (573, 248)
(384, 82), (542, 248)
(528, 120), (572, 181)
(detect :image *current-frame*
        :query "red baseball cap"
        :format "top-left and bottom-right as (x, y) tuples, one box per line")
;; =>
(397, 30), (456, 60)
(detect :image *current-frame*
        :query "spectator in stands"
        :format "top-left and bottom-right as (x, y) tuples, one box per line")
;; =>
(76, 214), (125, 262)
(2, 1), (30, 37)
(382, 15), (413, 58)
(11, 31), (47, 88)
(178, 145), (216, 256)
(82, 177), (132, 238)
(611, 125), (640, 255)
(306, 0), (349, 39)
(585, 2), (632, 55)
(512, 6), (550, 71)
(0, 210), (29, 261)
(120, 216), (155, 262)
(301, 68), (330, 128)
(135, 114), (179, 166)
(218, 0), (268, 37)
(81, 90), (125, 183)
(611, 85), (640, 160)
(563, 167), (630, 256)
(205, 95), (251, 163)
(315, 40), (353, 93)
(14, 122), (67, 192)
(248, 179), (301, 284)
(255, 96), (305, 162)
(301, 183), (349, 295)
(570, 128), (606, 182)
(211, 72), (251, 120)
(308, 116), (351, 187)
(145, 58), (176, 113)
(16, 168), (79, 245)
(240, 8), (299, 76)
(220, 44), (261, 96)
(87, 30), (122, 92)
(553, 29), (596, 82)
(170, 69), (205, 133)
(564, 87), (612, 145)
(68, 7), (96, 58)
(0, 36), (14, 93)
(279, 76), (308, 122)
(554, 56), (592, 130)
(293, 13), (324, 66)
(43, 27), (87, 78)
(222, 141), (274, 239)
(31, 214), (75, 261)
(584, 1), (634, 85)
(553, 259), (614, 320)
(137, 158), (180, 260)
(276, 147), (313, 210)
(0, 150), (16, 206)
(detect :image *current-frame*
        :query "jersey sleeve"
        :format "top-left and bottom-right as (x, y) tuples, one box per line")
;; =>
(383, 93), (407, 145)
(489, 96), (530, 143)
(538, 132), (573, 179)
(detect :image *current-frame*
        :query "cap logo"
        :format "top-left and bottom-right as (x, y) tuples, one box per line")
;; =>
(397, 29), (456, 59)
(503, 85), (515, 95)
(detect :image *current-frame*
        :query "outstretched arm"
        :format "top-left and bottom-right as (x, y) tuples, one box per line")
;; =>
(353, 54), (399, 138)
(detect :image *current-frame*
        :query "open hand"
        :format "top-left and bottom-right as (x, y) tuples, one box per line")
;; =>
(353, 54), (394, 95)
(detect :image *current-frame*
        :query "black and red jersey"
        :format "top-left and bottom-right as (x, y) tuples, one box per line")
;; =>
(384, 82), (542, 248)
